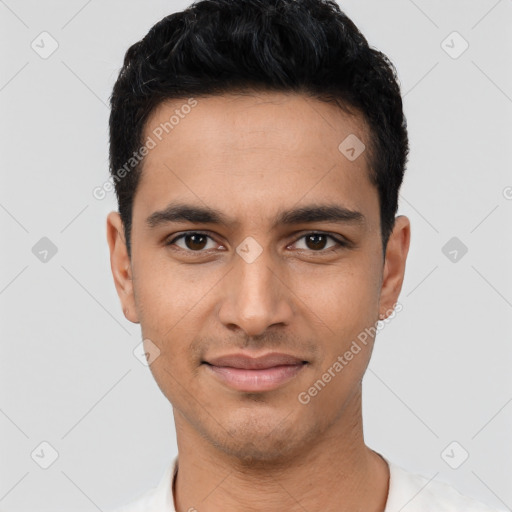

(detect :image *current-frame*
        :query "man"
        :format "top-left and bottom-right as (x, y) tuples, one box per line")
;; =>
(106, 0), (502, 510)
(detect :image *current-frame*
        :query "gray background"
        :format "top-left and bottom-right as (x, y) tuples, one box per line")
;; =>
(1, 0), (511, 510)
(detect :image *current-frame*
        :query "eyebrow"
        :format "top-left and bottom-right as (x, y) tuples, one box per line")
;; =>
(145, 202), (365, 229)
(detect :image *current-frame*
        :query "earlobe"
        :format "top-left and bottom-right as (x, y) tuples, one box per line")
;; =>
(106, 211), (140, 324)
(378, 215), (411, 319)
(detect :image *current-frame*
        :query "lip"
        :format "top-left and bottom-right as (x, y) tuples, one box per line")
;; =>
(205, 352), (306, 369)
(203, 352), (308, 392)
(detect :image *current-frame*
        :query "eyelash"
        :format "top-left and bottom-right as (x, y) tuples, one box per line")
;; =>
(165, 231), (349, 254)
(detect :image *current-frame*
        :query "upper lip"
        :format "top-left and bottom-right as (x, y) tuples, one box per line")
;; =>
(204, 353), (307, 370)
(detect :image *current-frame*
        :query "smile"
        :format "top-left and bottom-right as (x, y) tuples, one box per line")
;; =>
(203, 363), (307, 392)
(202, 352), (308, 392)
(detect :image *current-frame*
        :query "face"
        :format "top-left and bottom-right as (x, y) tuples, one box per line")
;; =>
(107, 92), (410, 463)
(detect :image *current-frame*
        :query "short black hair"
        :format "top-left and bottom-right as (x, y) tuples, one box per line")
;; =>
(109, 0), (409, 258)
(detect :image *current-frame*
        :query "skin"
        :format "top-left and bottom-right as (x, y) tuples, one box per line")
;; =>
(107, 92), (410, 512)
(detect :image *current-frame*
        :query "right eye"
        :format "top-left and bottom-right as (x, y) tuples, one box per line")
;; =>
(165, 232), (222, 252)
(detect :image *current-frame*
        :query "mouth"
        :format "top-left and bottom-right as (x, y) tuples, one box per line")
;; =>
(201, 352), (308, 392)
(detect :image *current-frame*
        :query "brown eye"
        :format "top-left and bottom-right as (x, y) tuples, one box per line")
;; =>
(166, 232), (217, 251)
(305, 234), (328, 250)
(184, 233), (208, 250)
(293, 233), (343, 252)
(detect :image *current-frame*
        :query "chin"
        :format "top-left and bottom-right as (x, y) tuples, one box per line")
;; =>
(207, 412), (311, 466)
(219, 437), (299, 466)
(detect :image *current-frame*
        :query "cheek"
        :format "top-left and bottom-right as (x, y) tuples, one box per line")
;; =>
(138, 279), (202, 408)
(297, 269), (379, 409)
(131, 264), (203, 392)
(132, 255), (215, 336)
(294, 259), (381, 335)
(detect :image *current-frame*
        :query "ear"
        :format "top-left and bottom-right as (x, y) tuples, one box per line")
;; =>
(106, 211), (139, 324)
(378, 215), (410, 319)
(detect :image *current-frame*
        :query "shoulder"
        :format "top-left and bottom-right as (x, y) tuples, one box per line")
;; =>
(385, 460), (504, 512)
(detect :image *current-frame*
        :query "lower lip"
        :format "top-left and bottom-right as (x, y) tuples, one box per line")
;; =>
(204, 363), (306, 392)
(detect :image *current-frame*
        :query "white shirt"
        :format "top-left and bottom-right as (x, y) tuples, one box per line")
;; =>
(109, 454), (504, 511)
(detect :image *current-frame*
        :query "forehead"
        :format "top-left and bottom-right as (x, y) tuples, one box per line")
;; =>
(134, 92), (377, 226)
(143, 92), (370, 163)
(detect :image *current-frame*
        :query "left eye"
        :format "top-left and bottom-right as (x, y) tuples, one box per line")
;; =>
(291, 233), (343, 251)
(168, 232), (219, 251)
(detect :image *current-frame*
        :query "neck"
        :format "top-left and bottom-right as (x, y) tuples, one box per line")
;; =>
(172, 389), (390, 512)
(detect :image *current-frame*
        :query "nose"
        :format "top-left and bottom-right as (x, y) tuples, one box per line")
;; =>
(217, 246), (294, 338)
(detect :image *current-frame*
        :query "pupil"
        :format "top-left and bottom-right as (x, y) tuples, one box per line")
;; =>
(306, 234), (326, 250)
(187, 234), (207, 250)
